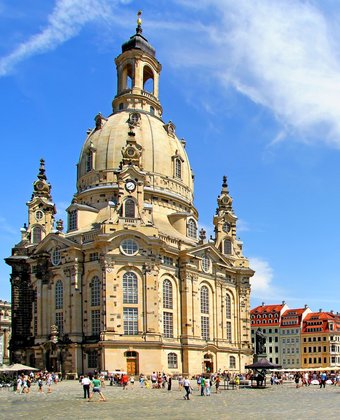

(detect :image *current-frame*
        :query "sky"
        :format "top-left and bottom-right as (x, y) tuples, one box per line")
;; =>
(1, 0), (340, 311)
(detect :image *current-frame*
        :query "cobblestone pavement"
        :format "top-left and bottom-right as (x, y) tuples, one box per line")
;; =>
(0, 380), (339, 420)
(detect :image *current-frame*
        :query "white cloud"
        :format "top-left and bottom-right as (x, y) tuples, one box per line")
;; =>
(249, 256), (277, 299)
(175, 0), (340, 147)
(0, 0), (113, 76)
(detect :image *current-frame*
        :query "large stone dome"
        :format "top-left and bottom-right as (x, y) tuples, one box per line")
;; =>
(77, 110), (194, 204)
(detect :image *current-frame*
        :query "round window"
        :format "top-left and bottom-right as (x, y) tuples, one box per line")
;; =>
(202, 255), (210, 272)
(51, 248), (61, 266)
(35, 210), (44, 221)
(120, 239), (139, 256)
(127, 147), (136, 157)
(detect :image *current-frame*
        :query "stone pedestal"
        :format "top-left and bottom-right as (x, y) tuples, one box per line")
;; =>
(254, 353), (267, 363)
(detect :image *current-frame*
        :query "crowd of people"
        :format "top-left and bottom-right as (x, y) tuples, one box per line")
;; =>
(15, 371), (59, 394)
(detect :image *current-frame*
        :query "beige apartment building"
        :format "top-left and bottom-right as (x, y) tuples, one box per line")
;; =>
(0, 300), (11, 365)
(6, 15), (254, 376)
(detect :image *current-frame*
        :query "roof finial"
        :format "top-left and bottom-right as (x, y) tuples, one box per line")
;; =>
(38, 158), (47, 181)
(136, 10), (142, 34)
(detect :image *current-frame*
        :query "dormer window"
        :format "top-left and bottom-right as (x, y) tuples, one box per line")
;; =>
(175, 158), (181, 179)
(68, 210), (77, 231)
(124, 198), (136, 218)
(187, 218), (197, 239)
(32, 226), (42, 243)
(86, 150), (93, 172)
(223, 239), (232, 255)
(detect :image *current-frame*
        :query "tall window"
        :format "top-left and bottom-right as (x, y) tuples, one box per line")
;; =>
(201, 286), (209, 340)
(163, 312), (173, 338)
(123, 272), (138, 304)
(187, 219), (197, 239)
(32, 227), (42, 243)
(163, 280), (173, 309)
(226, 294), (231, 319)
(230, 356), (236, 369)
(68, 210), (77, 231)
(55, 312), (64, 335)
(91, 309), (100, 335)
(55, 280), (63, 310)
(86, 150), (93, 172)
(224, 239), (232, 255)
(200, 286), (209, 314)
(88, 351), (98, 369)
(175, 158), (182, 179)
(226, 321), (232, 342)
(91, 276), (101, 307)
(201, 316), (210, 340)
(168, 353), (178, 369)
(124, 199), (135, 218)
(123, 308), (138, 335)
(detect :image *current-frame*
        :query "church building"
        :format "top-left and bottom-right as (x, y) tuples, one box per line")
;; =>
(6, 14), (254, 376)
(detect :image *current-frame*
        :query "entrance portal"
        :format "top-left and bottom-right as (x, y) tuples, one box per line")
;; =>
(125, 351), (138, 376)
(203, 353), (214, 373)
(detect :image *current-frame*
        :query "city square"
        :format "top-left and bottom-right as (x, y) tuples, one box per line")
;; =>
(1, 379), (339, 419)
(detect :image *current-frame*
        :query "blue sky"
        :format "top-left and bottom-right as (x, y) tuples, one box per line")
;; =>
(1, 0), (340, 311)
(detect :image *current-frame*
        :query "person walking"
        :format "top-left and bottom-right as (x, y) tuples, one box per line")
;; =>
(183, 377), (192, 400)
(167, 375), (172, 391)
(81, 374), (91, 399)
(320, 372), (327, 388)
(200, 376), (206, 396)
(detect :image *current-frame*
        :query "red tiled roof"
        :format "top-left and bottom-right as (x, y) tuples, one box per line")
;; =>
(251, 304), (285, 314)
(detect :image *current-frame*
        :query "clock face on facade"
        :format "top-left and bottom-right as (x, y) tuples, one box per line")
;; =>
(222, 222), (231, 233)
(125, 179), (136, 192)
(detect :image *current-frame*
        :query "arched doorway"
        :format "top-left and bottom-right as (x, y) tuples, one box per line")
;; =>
(125, 351), (139, 376)
(203, 353), (214, 374)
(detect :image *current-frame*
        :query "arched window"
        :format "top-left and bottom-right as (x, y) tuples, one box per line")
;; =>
(223, 239), (232, 255)
(230, 355), (236, 369)
(125, 199), (135, 218)
(226, 294), (231, 319)
(168, 353), (178, 369)
(32, 226), (42, 244)
(201, 286), (209, 314)
(175, 158), (181, 179)
(125, 63), (134, 89)
(150, 106), (155, 115)
(91, 276), (101, 306)
(143, 66), (154, 93)
(163, 279), (173, 309)
(55, 280), (63, 310)
(187, 219), (197, 239)
(123, 272), (138, 304)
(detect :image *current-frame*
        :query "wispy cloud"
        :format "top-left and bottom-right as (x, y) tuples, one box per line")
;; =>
(0, 0), (114, 77)
(174, 0), (340, 147)
(0, 216), (18, 237)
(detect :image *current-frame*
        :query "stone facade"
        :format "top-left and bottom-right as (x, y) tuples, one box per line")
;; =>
(6, 17), (254, 376)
